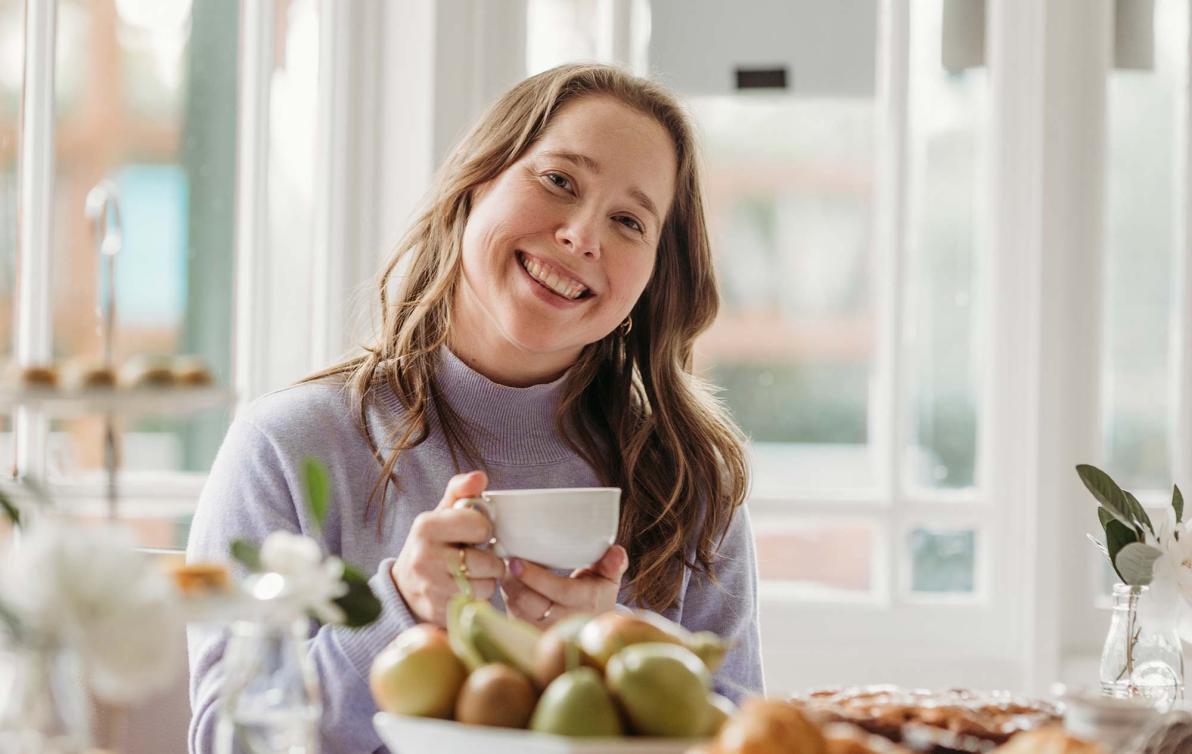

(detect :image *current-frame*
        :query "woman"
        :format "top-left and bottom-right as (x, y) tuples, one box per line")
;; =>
(187, 63), (762, 754)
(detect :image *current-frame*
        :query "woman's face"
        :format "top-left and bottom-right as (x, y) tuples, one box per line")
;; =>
(454, 95), (677, 377)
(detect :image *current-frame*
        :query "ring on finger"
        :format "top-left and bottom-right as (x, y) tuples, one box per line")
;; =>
(457, 546), (471, 579)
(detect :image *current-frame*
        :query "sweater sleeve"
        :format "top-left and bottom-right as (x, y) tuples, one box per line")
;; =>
(677, 504), (765, 703)
(186, 414), (418, 754)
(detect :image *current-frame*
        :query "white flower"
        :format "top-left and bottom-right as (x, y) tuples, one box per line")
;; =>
(1139, 517), (1192, 641)
(257, 531), (349, 625)
(0, 519), (184, 704)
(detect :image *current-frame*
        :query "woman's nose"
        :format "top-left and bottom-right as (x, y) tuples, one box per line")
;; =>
(555, 210), (602, 259)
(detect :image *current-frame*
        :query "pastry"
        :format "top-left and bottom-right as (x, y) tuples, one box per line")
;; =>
(170, 561), (231, 596)
(824, 724), (915, 754)
(60, 358), (116, 390)
(119, 355), (175, 388)
(992, 727), (1105, 754)
(5, 362), (58, 389)
(171, 355), (213, 386)
(713, 698), (828, 754)
(795, 687), (1060, 752)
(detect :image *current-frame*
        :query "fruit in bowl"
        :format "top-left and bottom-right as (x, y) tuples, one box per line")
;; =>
(369, 600), (735, 743)
(370, 623), (468, 718)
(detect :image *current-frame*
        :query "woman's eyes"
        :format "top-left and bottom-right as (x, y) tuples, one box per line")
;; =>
(544, 171), (573, 192)
(615, 216), (646, 235)
(540, 171), (647, 237)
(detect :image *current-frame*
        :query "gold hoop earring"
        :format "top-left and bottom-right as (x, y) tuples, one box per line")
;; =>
(619, 316), (633, 337)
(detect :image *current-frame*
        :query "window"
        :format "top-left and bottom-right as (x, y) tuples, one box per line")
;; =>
(524, 0), (1009, 692)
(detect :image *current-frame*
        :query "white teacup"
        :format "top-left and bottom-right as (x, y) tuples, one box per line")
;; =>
(455, 487), (621, 570)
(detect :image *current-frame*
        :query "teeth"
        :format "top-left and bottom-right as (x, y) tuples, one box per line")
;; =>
(520, 254), (588, 300)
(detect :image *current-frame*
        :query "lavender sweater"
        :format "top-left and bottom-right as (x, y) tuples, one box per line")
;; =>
(186, 348), (763, 754)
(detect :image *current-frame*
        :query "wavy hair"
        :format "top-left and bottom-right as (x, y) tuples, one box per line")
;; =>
(307, 63), (748, 612)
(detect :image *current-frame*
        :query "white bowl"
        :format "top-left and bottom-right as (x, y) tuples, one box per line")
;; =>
(373, 713), (703, 754)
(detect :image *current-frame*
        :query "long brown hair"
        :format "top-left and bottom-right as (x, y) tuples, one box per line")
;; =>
(307, 63), (749, 612)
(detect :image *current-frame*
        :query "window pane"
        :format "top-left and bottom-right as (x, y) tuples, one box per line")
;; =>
(691, 96), (878, 493)
(754, 517), (876, 598)
(908, 526), (976, 594)
(526, 0), (601, 75)
(1102, 0), (1187, 491)
(903, 0), (986, 491)
(49, 0), (236, 477)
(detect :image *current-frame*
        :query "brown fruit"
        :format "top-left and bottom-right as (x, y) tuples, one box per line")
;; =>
(577, 612), (678, 670)
(532, 614), (592, 689)
(715, 699), (826, 754)
(454, 663), (538, 728)
(369, 624), (468, 719)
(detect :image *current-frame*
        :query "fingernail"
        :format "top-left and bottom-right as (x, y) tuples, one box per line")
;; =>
(509, 558), (523, 577)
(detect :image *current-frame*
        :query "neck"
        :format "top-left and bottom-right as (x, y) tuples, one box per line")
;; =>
(449, 290), (580, 388)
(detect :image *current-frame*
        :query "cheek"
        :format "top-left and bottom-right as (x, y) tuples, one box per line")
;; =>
(607, 251), (657, 313)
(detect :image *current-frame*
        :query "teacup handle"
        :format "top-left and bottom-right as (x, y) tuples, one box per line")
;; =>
(453, 497), (499, 552)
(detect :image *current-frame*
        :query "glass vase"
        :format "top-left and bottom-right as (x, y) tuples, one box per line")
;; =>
(0, 642), (92, 754)
(1100, 584), (1185, 711)
(214, 617), (321, 754)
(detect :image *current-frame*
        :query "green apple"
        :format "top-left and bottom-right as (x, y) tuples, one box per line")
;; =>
(606, 642), (710, 737)
(529, 667), (624, 737)
(369, 624), (468, 718)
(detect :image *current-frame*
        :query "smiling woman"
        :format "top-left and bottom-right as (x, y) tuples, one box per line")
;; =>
(186, 63), (761, 754)
(453, 95), (675, 385)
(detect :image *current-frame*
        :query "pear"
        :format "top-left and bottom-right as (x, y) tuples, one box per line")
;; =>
(447, 593), (485, 671)
(606, 642), (710, 737)
(578, 610), (729, 673)
(532, 614), (592, 689)
(703, 692), (737, 737)
(454, 663), (538, 728)
(529, 667), (624, 737)
(369, 624), (468, 719)
(459, 600), (541, 677)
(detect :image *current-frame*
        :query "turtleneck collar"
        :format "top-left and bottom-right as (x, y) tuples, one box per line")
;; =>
(374, 347), (577, 466)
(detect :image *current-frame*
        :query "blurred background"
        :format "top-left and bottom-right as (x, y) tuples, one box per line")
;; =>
(2, 0), (1191, 749)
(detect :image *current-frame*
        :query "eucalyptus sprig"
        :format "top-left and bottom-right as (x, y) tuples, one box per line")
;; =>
(1077, 463), (1183, 586)
(231, 457), (382, 628)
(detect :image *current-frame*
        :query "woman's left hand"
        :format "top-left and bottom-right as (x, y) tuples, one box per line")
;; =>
(500, 545), (629, 628)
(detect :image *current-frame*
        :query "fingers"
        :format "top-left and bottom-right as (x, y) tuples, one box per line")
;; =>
(412, 507), (493, 545)
(436, 470), (488, 510)
(572, 545), (629, 582)
(455, 545), (505, 580)
(500, 575), (553, 623)
(508, 558), (595, 607)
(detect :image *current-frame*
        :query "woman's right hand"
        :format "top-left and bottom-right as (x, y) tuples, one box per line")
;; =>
(391, 470), (505, 625)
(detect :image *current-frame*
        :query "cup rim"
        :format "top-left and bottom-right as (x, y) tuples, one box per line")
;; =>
(483, 487), (620, 497)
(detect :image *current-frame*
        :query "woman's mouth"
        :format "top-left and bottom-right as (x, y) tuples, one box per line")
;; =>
(517, 252), (592, 301)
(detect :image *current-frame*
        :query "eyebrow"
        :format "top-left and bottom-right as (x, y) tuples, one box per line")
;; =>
(539, 149), (662, 227)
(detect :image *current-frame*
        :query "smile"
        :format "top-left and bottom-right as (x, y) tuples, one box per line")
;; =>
(517, 252), (591, 301)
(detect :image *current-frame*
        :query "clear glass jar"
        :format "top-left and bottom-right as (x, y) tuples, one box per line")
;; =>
(0, 642), (92, 754)
(214, 574), (322, 754)
(1100, 584), (1185, 711)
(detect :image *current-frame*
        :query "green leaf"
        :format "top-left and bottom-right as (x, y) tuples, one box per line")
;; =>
(1124, 491), (1155, 538)
(1115, 542), (1162, 586)
(302, 458), (330, 531)
(1077, 464), (1134, 526)
(1175, 484), (1185, 525)
(1105, 519), (1139, 582)
(0, 492), (19, 528)
(1097, 507), (1115, 531)
(230, 539), (262, 572)
(334, 564), (382, 628)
